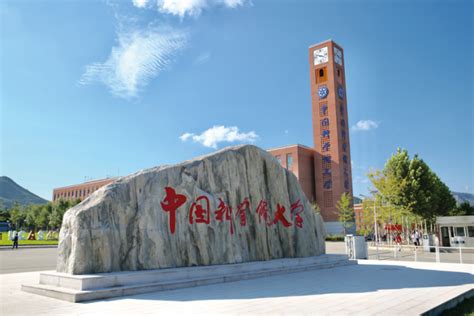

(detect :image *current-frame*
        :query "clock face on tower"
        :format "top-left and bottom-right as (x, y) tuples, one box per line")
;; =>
(337, 86), (344, 99)
(334, 47), (343, 65)
(314, 47), (328, 65)
(318, 86), (329, 99)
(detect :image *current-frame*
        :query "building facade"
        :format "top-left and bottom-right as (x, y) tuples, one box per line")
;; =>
(52, 178), (117, 202)
(268, 40), (353, 234)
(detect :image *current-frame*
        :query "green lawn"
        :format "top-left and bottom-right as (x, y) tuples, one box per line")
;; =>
(0, 232), (59, 246)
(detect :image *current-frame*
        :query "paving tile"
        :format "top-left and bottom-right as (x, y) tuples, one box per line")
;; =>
(1, 260), (473, 315)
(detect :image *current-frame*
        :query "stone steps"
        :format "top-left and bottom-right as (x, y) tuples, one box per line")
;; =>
(22, 254), (355, 302)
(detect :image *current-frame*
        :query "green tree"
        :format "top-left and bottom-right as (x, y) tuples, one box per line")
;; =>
(450, 202), (474, 216)
(25, 205), (39, 229)
(336, 193), (354, 235)
(0, 209), (10, 222)
(312, 202), (321, 215)
(35, 204), (52, 230)
(432, 175), (456, 217)
(9, 202), (25, 229)
(48, 198), (80, 229)
(368, 148), (456, 228)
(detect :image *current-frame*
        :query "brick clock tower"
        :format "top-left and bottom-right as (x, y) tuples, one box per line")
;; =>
(268, 40), (353, 234)
(310, 40), (353, 229)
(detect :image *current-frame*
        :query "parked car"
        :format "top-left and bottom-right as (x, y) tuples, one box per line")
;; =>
(0, 221), (10, 233)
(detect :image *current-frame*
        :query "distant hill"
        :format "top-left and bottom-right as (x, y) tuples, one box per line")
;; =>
(452, 192), (474, 206)
(0, 176), (48, 209)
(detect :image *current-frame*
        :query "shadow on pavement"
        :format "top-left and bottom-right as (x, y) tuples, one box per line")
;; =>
(91, 263), (474, 303)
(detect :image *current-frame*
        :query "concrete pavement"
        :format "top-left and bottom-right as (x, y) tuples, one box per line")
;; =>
(1, 260), (472, 315)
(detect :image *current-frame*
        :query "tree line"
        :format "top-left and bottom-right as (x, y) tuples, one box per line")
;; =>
(0, 199), (82, 231)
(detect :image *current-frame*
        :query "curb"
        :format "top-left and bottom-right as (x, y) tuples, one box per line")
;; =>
(0, 245), (58, 251)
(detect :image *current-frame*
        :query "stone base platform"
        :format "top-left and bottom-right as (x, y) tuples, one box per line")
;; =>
(22, 254), (354, 302)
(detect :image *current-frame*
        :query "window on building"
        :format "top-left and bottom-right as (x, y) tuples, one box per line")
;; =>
(468, 226), (474, 237)
(337, 68), (341, 77)
(286, 154), (293, 170)
(316, 66), (328, 83)
(275, 155), (282, 165)
(455, 227), (465, 237)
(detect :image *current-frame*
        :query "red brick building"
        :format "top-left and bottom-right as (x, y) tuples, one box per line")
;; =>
(52, 178), (117, 202)
(268, 40), (353, 234)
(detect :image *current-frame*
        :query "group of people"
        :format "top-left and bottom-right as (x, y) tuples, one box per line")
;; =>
(392, 230), (422, 251)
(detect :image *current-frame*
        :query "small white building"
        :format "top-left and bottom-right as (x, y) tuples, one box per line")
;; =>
(436, 216), (474, 247)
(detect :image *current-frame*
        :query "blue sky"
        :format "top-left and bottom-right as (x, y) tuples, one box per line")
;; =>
(1, 0), (472, 200)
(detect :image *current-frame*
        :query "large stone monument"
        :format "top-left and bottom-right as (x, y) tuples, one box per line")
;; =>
(24, 145), (353, 302)
(57, 145), (326, 274)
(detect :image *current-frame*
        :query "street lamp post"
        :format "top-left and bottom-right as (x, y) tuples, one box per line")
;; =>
(360, 191), (380, 260)
(371, 190), (379, 260)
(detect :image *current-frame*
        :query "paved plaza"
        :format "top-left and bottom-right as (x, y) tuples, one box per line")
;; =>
(0, 259), (472, 315)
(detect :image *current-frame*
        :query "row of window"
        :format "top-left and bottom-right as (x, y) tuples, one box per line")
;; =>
(450, 226), (474, 238)
(54, 186), (100, 201)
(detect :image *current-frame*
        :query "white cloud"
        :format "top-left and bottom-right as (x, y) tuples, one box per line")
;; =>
(352, 120), (379, 131)
(79, 26), (188, 99)
(179, 132), (194, 141)
(132, 0), (149, 8)
(180, 125), (258, 148)
(156, 0), (246, 18)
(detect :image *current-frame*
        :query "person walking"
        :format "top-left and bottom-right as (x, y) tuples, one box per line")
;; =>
(12, 232), (18, 249)
(395, 233), (402, 251)
(414, 230), (420, 247)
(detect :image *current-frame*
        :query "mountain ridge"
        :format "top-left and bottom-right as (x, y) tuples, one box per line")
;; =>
(0, 176), (48, 209)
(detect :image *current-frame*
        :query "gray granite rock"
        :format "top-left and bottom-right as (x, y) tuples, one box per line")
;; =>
(57, 145), (326, 274)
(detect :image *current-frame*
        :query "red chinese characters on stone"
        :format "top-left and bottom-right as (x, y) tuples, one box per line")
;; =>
(290, 200), (304, 228)
(160, 187), (187, 234)
(161, 186), (306, 234)
(256, 200), (272, 226)
(215, 198), (234, 235)
(189, 195), (211, 225)
(273, 203), (292, 227)
(236, 197), (250, 227)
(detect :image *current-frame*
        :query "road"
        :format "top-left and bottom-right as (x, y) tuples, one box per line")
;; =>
(0, 242), (472, 274)
(0, 248), (57, 274)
